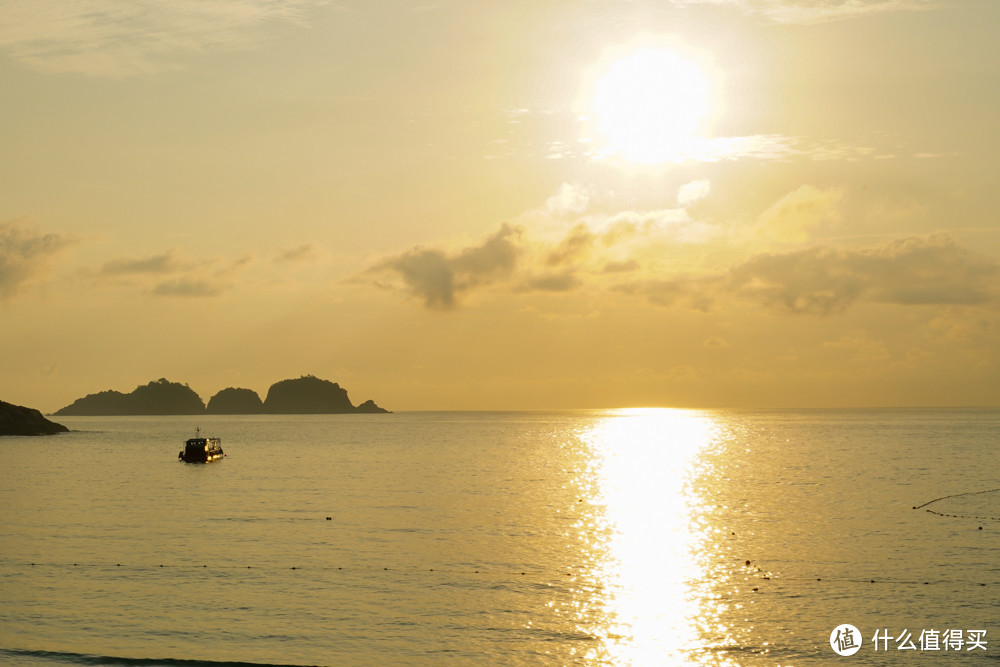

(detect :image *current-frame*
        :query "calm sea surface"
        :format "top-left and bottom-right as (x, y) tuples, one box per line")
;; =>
(2, 409), (999, 666)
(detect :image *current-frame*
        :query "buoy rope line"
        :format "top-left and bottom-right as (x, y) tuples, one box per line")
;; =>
(913, 487), (1000, 521)
(9, 560), (997, 588)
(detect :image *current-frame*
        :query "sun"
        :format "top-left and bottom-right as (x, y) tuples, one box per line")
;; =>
(586, 47), (711, 164)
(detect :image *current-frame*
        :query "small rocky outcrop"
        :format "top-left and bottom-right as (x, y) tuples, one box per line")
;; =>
(206, 387), (264, 414)
(355, 399), (390, 414)
(54, 378), (205, 415)
(0, 400), (69, 435)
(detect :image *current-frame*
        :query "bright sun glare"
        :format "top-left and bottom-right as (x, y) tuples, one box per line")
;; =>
(589, 48), (710, 164)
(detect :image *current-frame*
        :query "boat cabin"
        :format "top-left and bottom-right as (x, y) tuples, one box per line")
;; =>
(178, 432), (224, 463)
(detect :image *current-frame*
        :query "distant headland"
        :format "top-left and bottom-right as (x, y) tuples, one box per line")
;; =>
(0, 400), (69, 436)
(54, 376), (390, 416)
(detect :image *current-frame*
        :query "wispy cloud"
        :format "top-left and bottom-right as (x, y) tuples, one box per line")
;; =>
(0, 0), (327, 77)
(755, 0), (936, 25)
(748, 185), (844, 245)
(151, 277), (226, 298)
(90, 248), (251, 298)
(675, 0), (935, 24)
(99, 250), (181, 276)
(0, 221), (73, 302)
(274, 243), (319, 264)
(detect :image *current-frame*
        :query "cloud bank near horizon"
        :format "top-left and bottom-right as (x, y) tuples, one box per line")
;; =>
(363, 182), (999, 315)
(0, 0), (327, 77)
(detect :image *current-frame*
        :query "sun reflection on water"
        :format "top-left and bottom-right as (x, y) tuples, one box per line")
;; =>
(572, 408), (736, 665)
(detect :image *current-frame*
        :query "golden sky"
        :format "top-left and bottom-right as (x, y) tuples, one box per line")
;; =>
(1, 0), (998, 411)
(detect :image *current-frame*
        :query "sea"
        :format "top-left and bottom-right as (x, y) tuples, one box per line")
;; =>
(1, 409), (999, 666)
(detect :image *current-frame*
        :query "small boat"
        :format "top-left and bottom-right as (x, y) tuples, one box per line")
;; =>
(178, 427), (224, 463)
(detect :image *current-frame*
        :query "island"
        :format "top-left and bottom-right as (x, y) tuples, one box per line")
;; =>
(54, 375), (390, 415)
(263, 375), (389, 414)
(54, 378), (206, 416)
(206, 387), (264, 414)
(0, 400), (69, 436)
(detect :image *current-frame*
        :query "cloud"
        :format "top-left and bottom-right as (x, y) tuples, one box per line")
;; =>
(729, 234), (998, 314)
(546, 224), (595, 266)
(543, 183), (590, 217)
(519, 271), (580, 293)
(99, 251), (180, 275)
(91, 247), (250, 297)
(366, 179), (997, 319)
(678, 180), (711, 207)
(0, 0), (326, 77)
(750, 185), (843, 244)
(675, 0), (934, 24)
(821, 331), (890, 361)
(703, 336), (732, 348)
(602, 259), (640, 274)
(152, 278), (227, 298)
(923, 308), (998, 345)
(755, 0), (934, 24)
(274, 244), (318, 264)
(609, 233), (997, 316)
(0, 221), (72, 302)
(369, 224), (522, 309)
(614, 277), (718, 311)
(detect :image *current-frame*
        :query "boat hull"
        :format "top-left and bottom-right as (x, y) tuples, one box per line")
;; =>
(178, 450), (224, 463)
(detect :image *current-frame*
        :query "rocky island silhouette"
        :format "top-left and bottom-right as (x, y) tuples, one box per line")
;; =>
(54, 376), (390, 416)
(0, 400), (69, 436)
